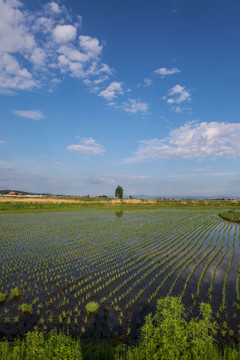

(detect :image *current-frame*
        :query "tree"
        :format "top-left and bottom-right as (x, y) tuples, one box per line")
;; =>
(115, 185), (123, 199)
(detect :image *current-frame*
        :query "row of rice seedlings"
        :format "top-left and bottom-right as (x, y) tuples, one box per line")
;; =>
(0, 212), (145, 300)
(219, 224), (236, 313)
(236, 225), (240, 307)
(77, 220), (190, 308)
(42, 214), (178, 312)
(92, 217), (200, 300)
(122, 217), (216, 309)
(0, 210), (219, 333)
(145, 218), (219, 305)
(180, 221), (224, 299)
(195, 223), (228, 298)
(68, 214), (211, 312)
(169, 221), (224, 297)
(64, 214), (188, 326)
(99, 220), (199, 307)
(52, 211), (206, 320)
(208, 224), (231, 303)
(122, 218), (214, 303)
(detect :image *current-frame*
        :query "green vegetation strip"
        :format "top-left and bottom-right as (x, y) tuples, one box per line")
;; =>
(0, 198), (240, 213)
(2, 297), (240, 360)
(219, 210), (240, 223)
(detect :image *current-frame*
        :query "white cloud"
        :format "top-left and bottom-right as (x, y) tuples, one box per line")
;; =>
(67, 137), (105, 155)
(98, 81), (123, 100)
(0, 140), (5, 144)
(30, 47), (46, 67)
(58, 45), (88, 62)
(154, 67), (180, 77)
(144, 77), (152, 86)
(53, 24), (77, 43)
(93, 76), (109, 84)
(167, 171), (237, 181)
(87, 174), (150, 185)
(33, 16), (55, 34)
(14, 109), (45, 120)
(86, 62), (112, 76)
(120, 98), (148, 113)
(0, 1), (145, 116)
(164, 84), (191, 105)
(0, 0), (110, 93)
(79, 35), (103, 59)
(0, 0), (35, 54)
(0, 53), (37, 93)
(172, 106), (183, 113)
(48, 2), (61, 14)
(171, 105), (191, 113)
(124, 121), (240, 163)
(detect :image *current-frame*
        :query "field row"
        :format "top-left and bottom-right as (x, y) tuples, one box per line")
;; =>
(0, 209), (239, 338)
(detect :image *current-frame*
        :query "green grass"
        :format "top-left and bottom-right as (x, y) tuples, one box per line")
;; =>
(1, 297), (240, 359)
(219, 210), (240, 223)
(0, 198), (239, 214)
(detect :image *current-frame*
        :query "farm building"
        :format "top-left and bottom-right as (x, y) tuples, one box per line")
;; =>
(8, 191), (19, 195)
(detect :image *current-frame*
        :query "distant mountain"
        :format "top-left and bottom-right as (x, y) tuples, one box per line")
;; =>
(131, 194), (160, 199)
(0, 190), (51, 196)
(1, 190), (239, 200)
(129, 194), (240, 200)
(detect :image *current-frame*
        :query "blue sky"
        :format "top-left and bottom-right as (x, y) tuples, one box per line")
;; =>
(0, 0), (239, 197)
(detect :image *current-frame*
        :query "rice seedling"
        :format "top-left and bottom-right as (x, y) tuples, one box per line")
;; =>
(19, 303), (33, 316)
(9, 287), (21, 300)
(86, 302), (99, 316)
(0, 292), (7, 304)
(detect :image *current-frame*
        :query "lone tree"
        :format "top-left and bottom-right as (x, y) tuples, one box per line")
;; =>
(115, 185), (123, 199)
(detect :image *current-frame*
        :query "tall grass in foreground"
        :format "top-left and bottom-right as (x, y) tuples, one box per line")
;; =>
(1, 296), (240, 360)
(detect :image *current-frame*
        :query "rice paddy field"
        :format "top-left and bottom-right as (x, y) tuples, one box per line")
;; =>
(0, 209), (240, 340)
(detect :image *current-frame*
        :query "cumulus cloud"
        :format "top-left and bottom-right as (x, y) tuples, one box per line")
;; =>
(48, 1), (61, 14)
(124, 121), (240, 163)
(98, 81), (123, 100)
(79, 35), (103, 59)
(0, 1), (147, 114)
(154, 67), (180, 77)
(67, 137), (105, 155)
(120, 98), (148, 113)
(0, 53), (38, 93)
(163, 84), (191, 106)
(14, 109), (45, 120)
(0, 0), (35, 54)
(53, 24), (76, 43)
(30, 47), (46, 67)
(0, 0), (110, 93)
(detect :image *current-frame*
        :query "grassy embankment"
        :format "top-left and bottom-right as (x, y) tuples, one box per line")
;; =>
(219, 210), (240, 223)
(0, 196), (239, 213)
(1, 297), (240, 360)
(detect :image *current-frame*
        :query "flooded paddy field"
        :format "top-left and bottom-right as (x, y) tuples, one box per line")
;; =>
(0, 209), (239, 339)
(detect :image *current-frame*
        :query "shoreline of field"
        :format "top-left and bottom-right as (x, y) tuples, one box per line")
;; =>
(219, 211), (240, 223)
(0, 196), (239, 213)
